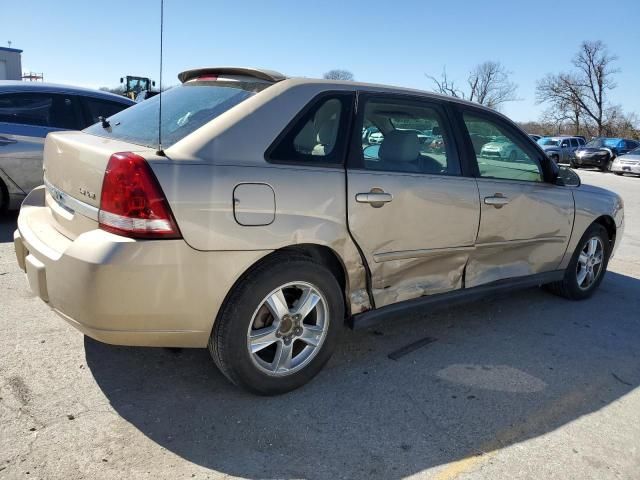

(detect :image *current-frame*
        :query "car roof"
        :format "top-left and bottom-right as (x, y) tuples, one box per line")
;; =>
(177, 66), (511, 117)
(0, 81), (135, 105)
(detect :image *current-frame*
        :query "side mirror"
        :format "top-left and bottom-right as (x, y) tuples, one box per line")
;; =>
(152, 81), (156, 87)
(120, 77), (124, 83)
(556, 165), (580, 187)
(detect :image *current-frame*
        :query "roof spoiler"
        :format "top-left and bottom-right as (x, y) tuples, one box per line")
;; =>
(178, 67), (286, 84)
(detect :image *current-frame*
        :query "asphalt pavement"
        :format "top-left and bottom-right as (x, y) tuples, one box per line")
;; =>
(1, 169), (639, 479)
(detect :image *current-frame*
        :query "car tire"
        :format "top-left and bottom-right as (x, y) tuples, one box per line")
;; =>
(209, 254), (344, 395)
(614, 172), (623, 176)
(544, 223), (610, 300)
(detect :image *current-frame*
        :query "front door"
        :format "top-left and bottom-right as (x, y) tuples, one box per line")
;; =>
(346, 94), (480, 308)
(458, 109), (574, 287)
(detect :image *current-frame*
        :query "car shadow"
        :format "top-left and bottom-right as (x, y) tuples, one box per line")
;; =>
(85, 271), (640, 479)
(0, 211), (18, 243)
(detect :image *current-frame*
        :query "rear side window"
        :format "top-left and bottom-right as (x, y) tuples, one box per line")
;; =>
(84, 98), (130, 126)
(570, 138), (578, 147)
(0, 92), (82, 129)
(267, 93), (353, 165)
(84, 80), (271, 148)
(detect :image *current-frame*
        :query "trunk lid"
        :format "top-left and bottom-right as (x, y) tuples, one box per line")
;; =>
(42, 131), (151, 238)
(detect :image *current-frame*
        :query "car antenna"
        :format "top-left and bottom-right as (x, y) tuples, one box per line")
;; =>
(156, 0), (165, 157)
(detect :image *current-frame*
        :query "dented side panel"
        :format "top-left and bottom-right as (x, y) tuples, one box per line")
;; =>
(346, 171), (480, 308)
(466, 179), (574, 287)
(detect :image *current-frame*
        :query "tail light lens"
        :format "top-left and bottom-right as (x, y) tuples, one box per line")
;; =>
(99, 152), (181, 239)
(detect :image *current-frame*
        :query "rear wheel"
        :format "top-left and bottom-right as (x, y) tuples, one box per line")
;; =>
(614, 172), (624, 176)
(544, 224), (609, 300)
(209, 255), (344, 395)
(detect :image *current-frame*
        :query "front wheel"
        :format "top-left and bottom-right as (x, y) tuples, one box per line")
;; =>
(544, 224), (609, 300)
(209, 255), (344, 395)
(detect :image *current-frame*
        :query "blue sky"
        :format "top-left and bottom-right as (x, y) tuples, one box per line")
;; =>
(5, 0), (640, 121)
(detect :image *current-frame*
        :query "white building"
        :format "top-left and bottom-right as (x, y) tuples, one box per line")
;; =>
(0, 47), (23, 80)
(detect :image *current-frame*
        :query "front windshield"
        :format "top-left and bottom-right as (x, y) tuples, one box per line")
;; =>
(586, 138), (621, 148)
(538, 138), (560, 146)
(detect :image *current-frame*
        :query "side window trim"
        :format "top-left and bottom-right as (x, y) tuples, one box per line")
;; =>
(346, 91), (463, 176)
(265, 91), (355, 168)
(453, 104), (554, 183)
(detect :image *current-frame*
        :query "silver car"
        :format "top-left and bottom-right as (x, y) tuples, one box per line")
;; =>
(611, 147), (640, 175)
(14, 67), (624, 395)
(537, 136), (585, 165)
(0, 81), (134, 211)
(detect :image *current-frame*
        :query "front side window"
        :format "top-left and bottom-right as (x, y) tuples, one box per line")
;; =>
(561, 139), (570, 148)
(0, 92), (82, 129)
(570, 138), (578, 147)
(0, 93), (54, 127)
(463, 113), (543, 182)
(357, 98), (456, 175)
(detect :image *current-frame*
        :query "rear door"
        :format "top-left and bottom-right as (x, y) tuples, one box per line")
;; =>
(456, 107), (574, 287)
(346, 94), (480, 308)
(0, 91), (83, 193)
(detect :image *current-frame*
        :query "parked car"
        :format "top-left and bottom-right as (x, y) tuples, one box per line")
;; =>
(537, 136), (585, 165)
(0, 81), (134, 211)
(574, 137), (640, 171)
(610, 146), (640, 176)
(14, 67), (623, 395)
(479, 136), (524, 161)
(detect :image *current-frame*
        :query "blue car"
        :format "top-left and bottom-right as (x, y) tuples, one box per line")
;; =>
(0, 81), (134, 211)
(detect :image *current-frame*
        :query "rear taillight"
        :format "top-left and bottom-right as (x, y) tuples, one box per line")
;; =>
(98, 152), (181, 239)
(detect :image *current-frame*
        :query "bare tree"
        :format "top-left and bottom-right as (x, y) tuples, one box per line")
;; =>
(323, 69), (354, 81)
(426, 67), (463, 98)
(536, 41), (618, 136)
(467, 61), (518, 109)
(426, 61), (518, 109)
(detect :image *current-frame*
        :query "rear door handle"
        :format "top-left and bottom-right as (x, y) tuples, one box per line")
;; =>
(355, 191), (393, 208)
(484, 194), (509, 208)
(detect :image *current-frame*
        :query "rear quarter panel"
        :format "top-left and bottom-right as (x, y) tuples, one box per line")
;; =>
(151, 162), (371, 314)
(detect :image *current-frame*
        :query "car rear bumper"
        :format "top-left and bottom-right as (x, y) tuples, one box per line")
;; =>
(14, 186), (269, 348)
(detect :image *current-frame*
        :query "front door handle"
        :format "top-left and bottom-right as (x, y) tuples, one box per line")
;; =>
(355, 189), (393, 208)
(484, 194), (509, 208)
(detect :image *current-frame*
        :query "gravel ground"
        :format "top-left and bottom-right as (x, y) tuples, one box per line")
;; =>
(1, 169), (639, 479)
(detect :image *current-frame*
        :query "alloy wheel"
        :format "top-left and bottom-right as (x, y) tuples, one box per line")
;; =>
(576, 237), (604, 290)
(247, 282), (329, 376)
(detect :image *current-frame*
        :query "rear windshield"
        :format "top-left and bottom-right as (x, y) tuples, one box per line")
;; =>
(84, 80), (270, 148)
